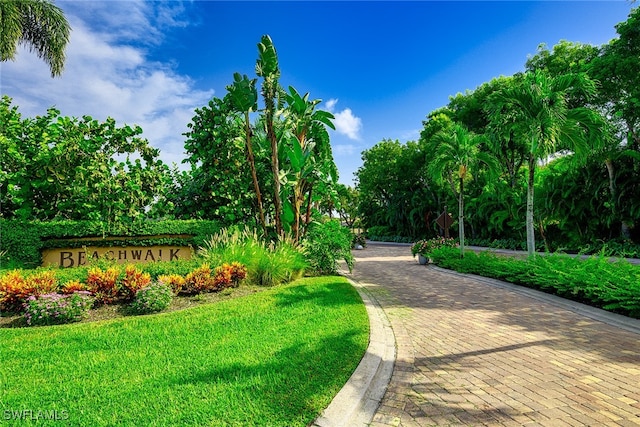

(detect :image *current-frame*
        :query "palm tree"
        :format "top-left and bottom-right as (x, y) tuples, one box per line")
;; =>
(486, 70), (605, 257)
(0, 0), (70, 77)
(427, 123), (495, 256)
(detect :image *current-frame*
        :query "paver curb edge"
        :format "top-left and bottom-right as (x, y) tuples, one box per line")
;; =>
(312, 276), (397, 427)
(430, 265), (640, 335)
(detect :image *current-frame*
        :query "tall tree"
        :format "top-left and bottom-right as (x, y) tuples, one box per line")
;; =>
(590, 8), (640, 238)
(0, 0), (70, 77)
(226, 72), (267, 233)
(486, 70), (605, 257)
(427, 123), (495, 256)
(181, 97), (257, 223)
(256, 35), (284, 236)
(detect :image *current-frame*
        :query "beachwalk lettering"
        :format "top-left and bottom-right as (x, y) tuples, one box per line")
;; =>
(42, 245), (192, 268)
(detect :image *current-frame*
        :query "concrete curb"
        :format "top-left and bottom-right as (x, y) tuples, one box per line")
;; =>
(430, 265), (640, 335)
(312, 277), (396, 427)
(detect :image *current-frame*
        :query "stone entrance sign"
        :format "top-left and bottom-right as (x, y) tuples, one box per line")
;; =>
(42, 245), (192, 268)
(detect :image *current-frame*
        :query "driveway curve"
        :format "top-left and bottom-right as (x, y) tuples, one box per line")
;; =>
(347, 243), (640, 427)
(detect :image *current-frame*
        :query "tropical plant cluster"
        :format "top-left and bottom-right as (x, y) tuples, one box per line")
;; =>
(430, 246), (640, 318)
(0, 261), (247, 325)
(302, 220), (354, 274)
(356, 8), (640, 257)
(1, 34), (354, 273)
(0, 220), (355, 326)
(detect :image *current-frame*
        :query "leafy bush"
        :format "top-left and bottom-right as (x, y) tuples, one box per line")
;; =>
(120, 265), (152, 301)
(129, 283), (173, 315)
(182, 264), (215, 294)
(366, 225), (391, 237)
(60, 280), (89, 294)
(214, 262), (247, 289)
(200, 227), (307, 286)
(303, 220), (354, 275)
(86, 267), (121, 305)
(23, 291), (93, 326)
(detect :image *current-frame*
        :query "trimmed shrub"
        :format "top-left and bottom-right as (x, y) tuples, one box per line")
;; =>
(158, 274), (186, 294)
(120, 264), (152, 301)
(183, 264), (215, 294)
(130, 283), (173, 314)
(228, 262), (247, 287)
(60, 280), (89, 294)
(23, 291), (93, 326)
(86, 267), (121, 305)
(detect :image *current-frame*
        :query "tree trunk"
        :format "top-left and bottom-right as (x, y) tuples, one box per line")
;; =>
(526, 155), (536, 258)
(458, 177), (465, 258)
(604, 158), (624, 238)
(244, 112), (266, 234)
(266, 108), (282, 237)
(303, 184), (314, 237)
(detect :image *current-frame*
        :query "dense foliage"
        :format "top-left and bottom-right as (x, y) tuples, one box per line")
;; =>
(302, 219), (355, 275)
(357, 8), (640, 253)
(0, 97), (169, 224)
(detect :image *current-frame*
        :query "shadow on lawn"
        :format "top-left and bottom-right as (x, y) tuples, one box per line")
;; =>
(168, 329), (367, 425)
(272, 277), (363, 308)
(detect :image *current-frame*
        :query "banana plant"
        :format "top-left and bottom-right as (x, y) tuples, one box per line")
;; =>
(281, 86), (335, 243)
(256, 35), (284, 236)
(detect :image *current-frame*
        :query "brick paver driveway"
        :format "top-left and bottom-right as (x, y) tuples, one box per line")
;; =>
(347, 244), (640, 427)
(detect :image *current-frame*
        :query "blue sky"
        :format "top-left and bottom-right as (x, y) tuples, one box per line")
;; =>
(1, 1), (635, 185)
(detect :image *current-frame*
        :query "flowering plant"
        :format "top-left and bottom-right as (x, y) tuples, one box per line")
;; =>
(411, 237), (457, 257)
(130, 283), (173, 315)
(23, 291), (93, 326)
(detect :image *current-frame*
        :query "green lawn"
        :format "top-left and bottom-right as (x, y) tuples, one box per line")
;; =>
(0, 276), (369, 426)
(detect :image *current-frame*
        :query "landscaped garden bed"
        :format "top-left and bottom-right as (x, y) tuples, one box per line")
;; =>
(0, 276), (369, 426)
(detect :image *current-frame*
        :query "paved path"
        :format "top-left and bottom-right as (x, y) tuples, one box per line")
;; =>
(346, 244), (640, 427)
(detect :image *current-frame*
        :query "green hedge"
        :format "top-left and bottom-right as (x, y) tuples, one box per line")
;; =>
(0, 219), (221, 269)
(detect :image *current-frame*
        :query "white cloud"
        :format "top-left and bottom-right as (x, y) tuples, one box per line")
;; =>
(1, 3), (212, 168)
(323, 98), (362, 141)
(325, 98), (338, 112)
(333, 144), (357, 156)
